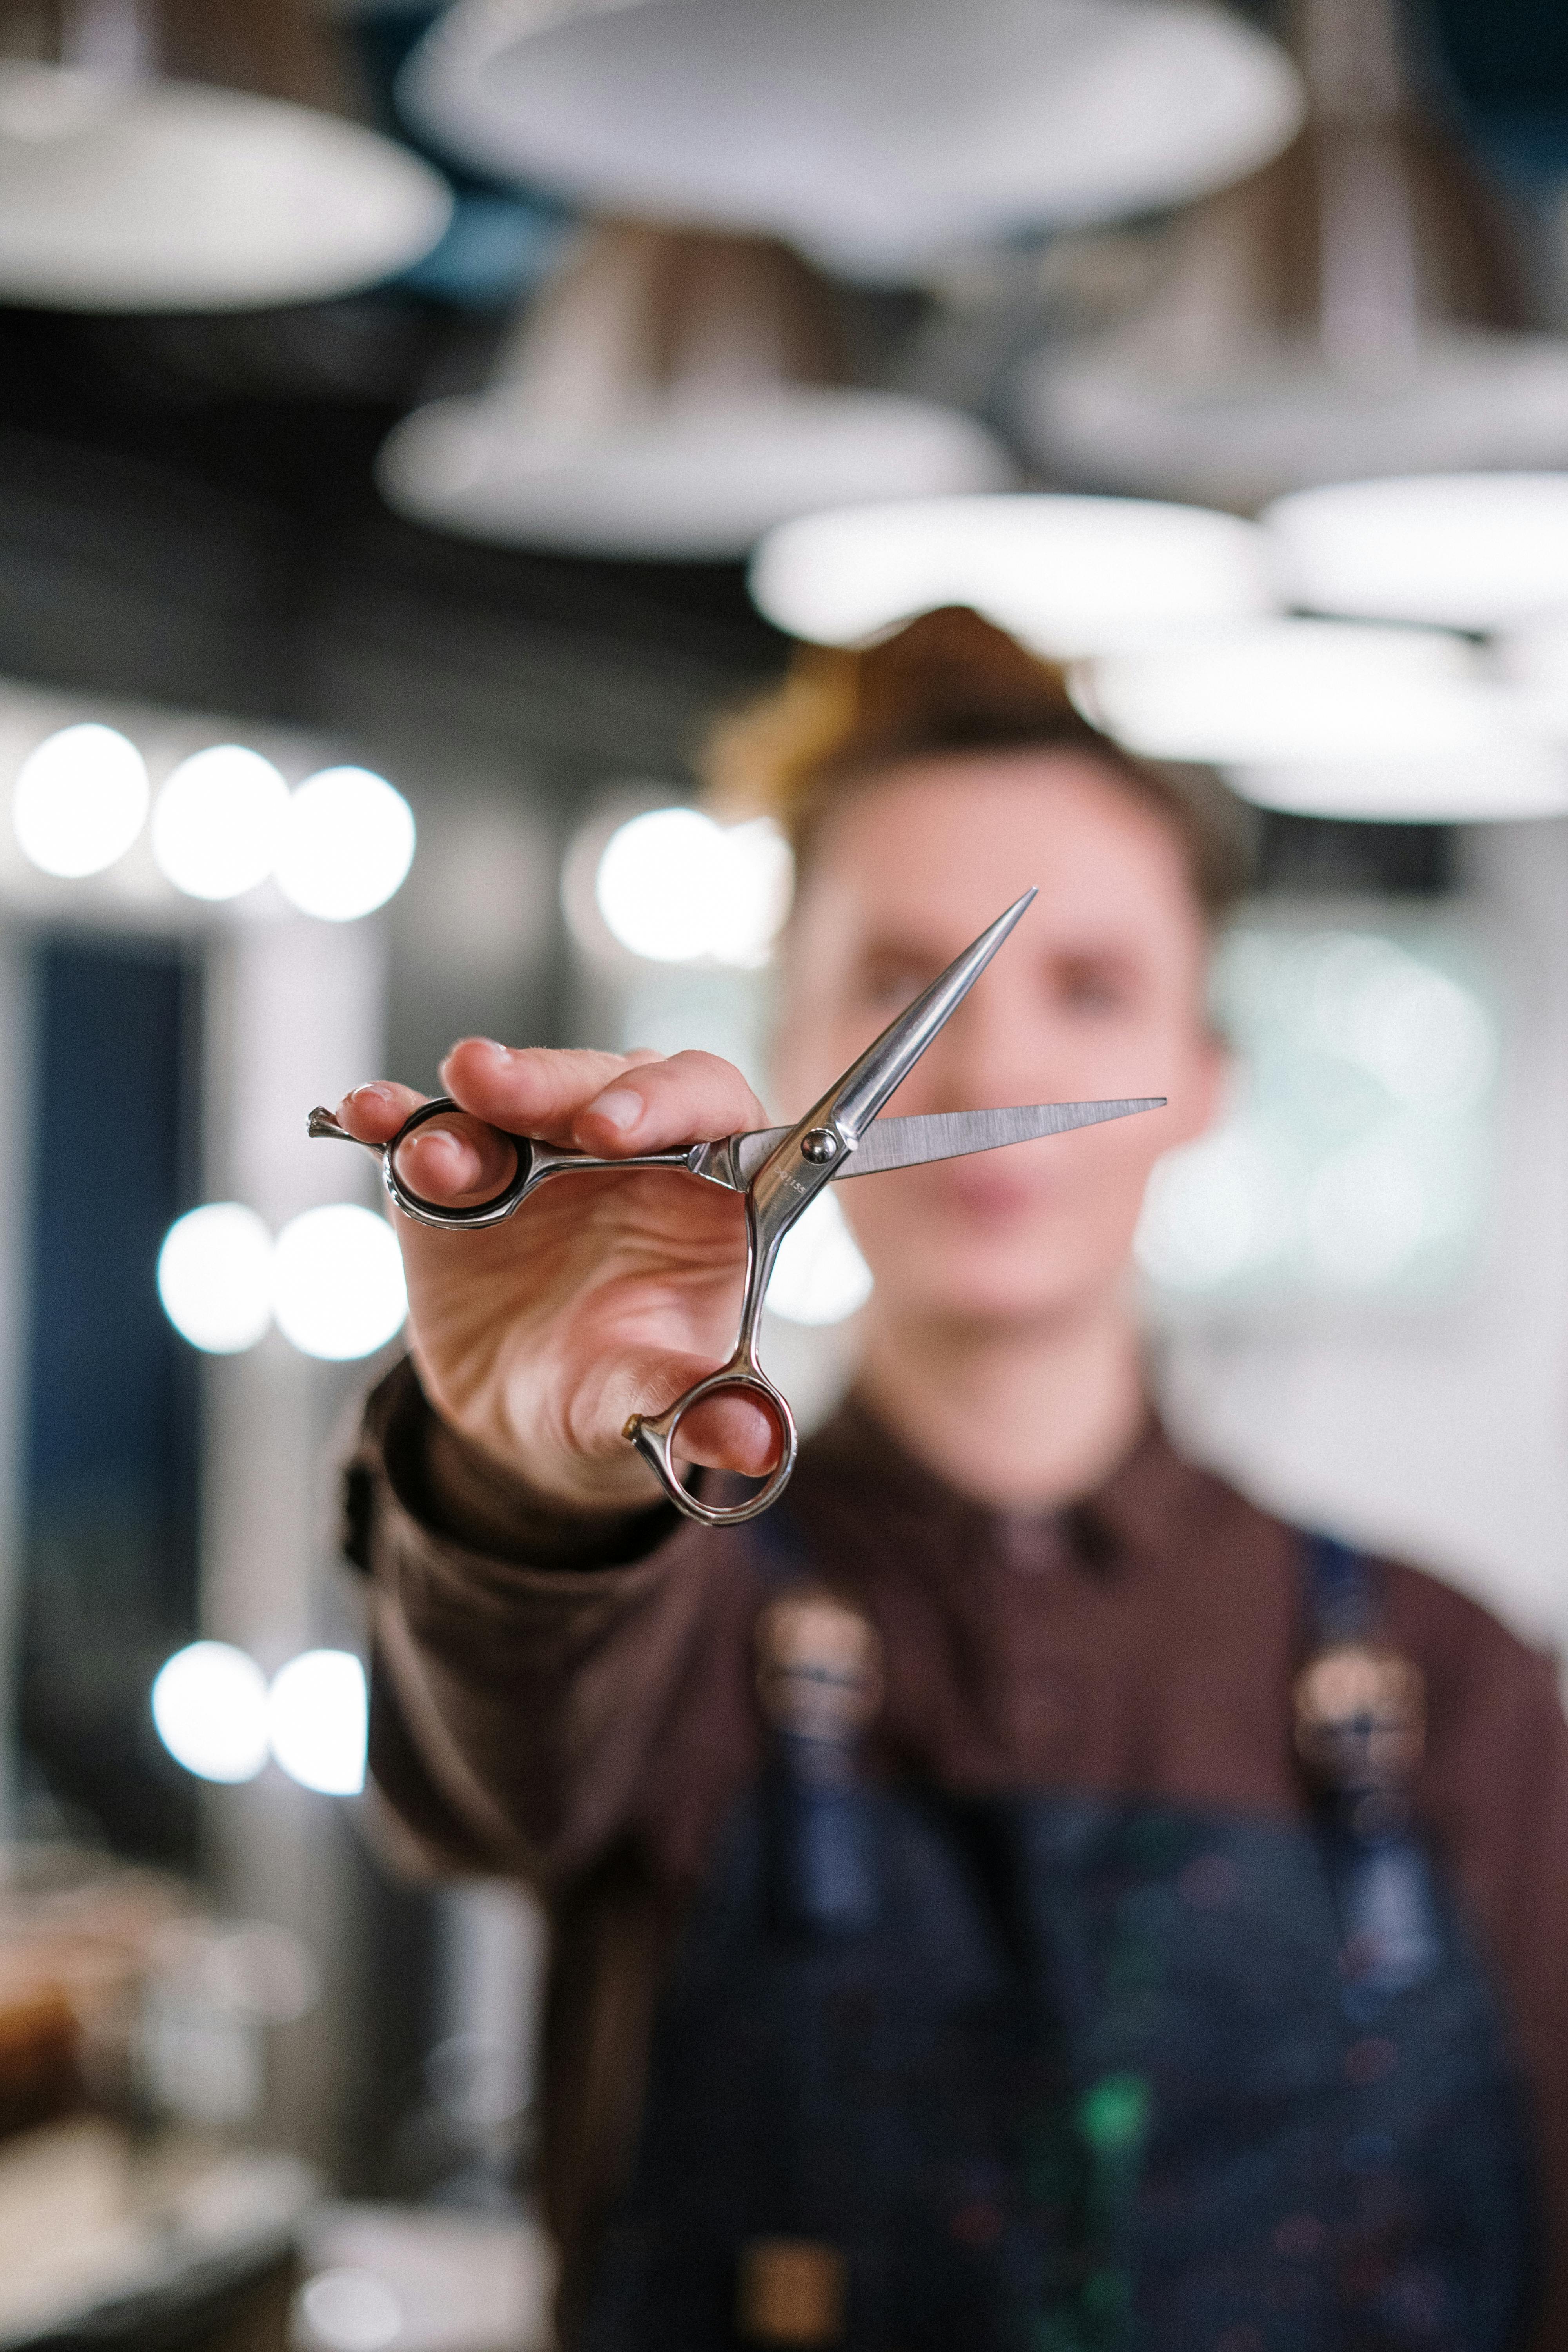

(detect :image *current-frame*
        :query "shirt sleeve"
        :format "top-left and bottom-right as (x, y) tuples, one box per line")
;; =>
(344, 1359), (758, 1891)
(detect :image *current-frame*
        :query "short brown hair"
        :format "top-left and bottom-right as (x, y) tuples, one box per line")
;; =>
(705, 605), (1251, 924)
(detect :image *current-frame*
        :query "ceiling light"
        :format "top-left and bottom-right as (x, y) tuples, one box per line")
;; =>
(267, 1651), (368, 1798)
(382, 384), (1011, 561)
(750, 494), (1276, 655)
(0, 63), (452, 312)
(296, 2271), (403, 2352)
(593, 809), (793, 964)
(13, 721), (148, 878)
(151, 744), (290, 902)
(377, 223), (1010, 559)
(274, 766), (415, 923)
(152, 1641), (270, 1784)
(1014, 0), (1568, 506)
(402, 0), (1301, 282)
(1225, 750), (1568, 825)
(1077, 620), (1486, 762)
(271, 1204), (407, 1361)
(157, 1202), (275, 1354)
(1078, 617), (1568, 821)
(1263, 475), (1568, 633)
(765, 1192), (874, 1326)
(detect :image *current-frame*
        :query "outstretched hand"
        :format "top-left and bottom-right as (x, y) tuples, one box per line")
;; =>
(335, 1038), (782, 1514)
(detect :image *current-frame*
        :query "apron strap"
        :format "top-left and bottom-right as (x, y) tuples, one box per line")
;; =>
(1297, 1532), (1441, 2003)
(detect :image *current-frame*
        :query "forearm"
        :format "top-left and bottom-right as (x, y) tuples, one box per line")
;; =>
(348, 1360), (728, 1884)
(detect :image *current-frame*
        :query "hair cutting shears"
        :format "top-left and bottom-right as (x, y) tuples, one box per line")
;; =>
(308, 890), (1164, 1528)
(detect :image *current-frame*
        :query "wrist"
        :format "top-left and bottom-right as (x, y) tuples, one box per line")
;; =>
(420, 1406), (673, 1567)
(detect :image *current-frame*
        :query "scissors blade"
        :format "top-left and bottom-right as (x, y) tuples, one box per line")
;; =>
(730, 1096), (1165, 1189)
(833, 1097), (1167, 1178)
(815, 887), (1038, 1143)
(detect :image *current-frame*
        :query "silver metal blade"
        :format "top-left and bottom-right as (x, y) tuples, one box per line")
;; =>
(805, 888), (1038, 1145)
(831, 1097), (1167, 1178)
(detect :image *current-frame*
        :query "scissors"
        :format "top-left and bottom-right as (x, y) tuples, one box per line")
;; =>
(308, 889), (1164, 1528)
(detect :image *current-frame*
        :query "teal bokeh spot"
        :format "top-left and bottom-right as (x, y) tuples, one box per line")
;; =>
(1079, 2072), (1151, 2154)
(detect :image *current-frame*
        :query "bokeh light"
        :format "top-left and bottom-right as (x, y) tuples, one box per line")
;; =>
(594, 809), (792, 965)
(274, 765), (416, 922)
(157, 1202), (274, 1354)
(1264, 473), (1568, 633)
(1136, 925), (1496, 1305)
(296, 2270), (403, 2352)
(151, 744), (290, 902)
(13, 721), (149, 878)
(151, 1641), (270, 1784)
(271, 1203), (407, 1360)
(267, 1650), (368, 1797)
(1076, 619), (1496, 766)
(751, 494), (1275, 656)
(765, 1190), (874, 1326)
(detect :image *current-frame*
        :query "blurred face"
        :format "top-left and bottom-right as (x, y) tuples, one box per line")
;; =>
(771, 751), (1225, 1330)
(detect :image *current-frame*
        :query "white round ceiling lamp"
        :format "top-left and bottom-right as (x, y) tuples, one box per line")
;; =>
(380, 385), (1011, 561)
(0, 63), (452, 310)
(1264, 475), (1568, 633)
(1077, 618), (1568, 823)
(13, 721), (149, 877)
(267, 1651), (368, 1798)
(157, 1203), (275, 1354)
(151, 744), (290, 902)
(377, 220), (1012, 558)
(1022, 335), (1568, 517)
(152, 1642), (270, 1785)
(593, 808), (793, 964)
(750, 495), (1278, 657)
(271, 1203), (408, 1361)
(401, 0), (1302, 282)
(275, 766), (416, 923)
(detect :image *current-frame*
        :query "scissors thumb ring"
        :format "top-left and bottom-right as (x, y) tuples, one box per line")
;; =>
(626, 1361), (799, 1528)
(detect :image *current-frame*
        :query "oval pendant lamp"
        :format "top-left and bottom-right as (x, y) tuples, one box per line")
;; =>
(1074, 617), (1568, 823)
(399, 0), (1303, 284)
(0, 59), (451, 311)
(1014, 0), (1568, 508)
(749, 493), (1278, 658)
(376, 221), (1013, 559)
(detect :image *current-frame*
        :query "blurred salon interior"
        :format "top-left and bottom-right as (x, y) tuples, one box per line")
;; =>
(1, 0), (1568, 2345)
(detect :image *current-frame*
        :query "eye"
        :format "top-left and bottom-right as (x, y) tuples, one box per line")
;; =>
(1054, 955), (1141, 1014)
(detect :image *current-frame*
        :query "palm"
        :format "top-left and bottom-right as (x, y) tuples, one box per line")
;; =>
(337, 1042), (777, 1508)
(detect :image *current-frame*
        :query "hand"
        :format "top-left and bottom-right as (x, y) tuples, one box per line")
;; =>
(334, 1040), (780, 1514)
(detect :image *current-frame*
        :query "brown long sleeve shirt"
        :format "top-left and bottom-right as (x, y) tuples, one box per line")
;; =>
(347, 1359), (1568, 2346)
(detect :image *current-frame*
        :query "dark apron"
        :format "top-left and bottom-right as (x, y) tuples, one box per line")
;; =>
(581, 1541), (1537, 2352)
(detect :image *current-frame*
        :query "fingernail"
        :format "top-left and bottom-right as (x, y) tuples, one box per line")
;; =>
(347, 1082), (394, 1105)
(590, 1087), (642, 1135)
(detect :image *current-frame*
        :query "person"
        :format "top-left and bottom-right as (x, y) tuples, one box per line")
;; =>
(336, 610), (1568, 2352)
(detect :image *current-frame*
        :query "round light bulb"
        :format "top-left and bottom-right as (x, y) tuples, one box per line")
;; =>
(151, 744), (290, 902)
(267, 1650), (368, 1797)
(593, 808), (792, 965)
(152, 1641), (270, 1784)
(157, 1203), (274, 1354)
(271, 1203), (407, 1361)
(14, 722), (148, 878)
(274, 766), (415, 923)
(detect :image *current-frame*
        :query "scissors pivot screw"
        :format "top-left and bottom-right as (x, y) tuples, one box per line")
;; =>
(800, 1127), (841, 1164)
